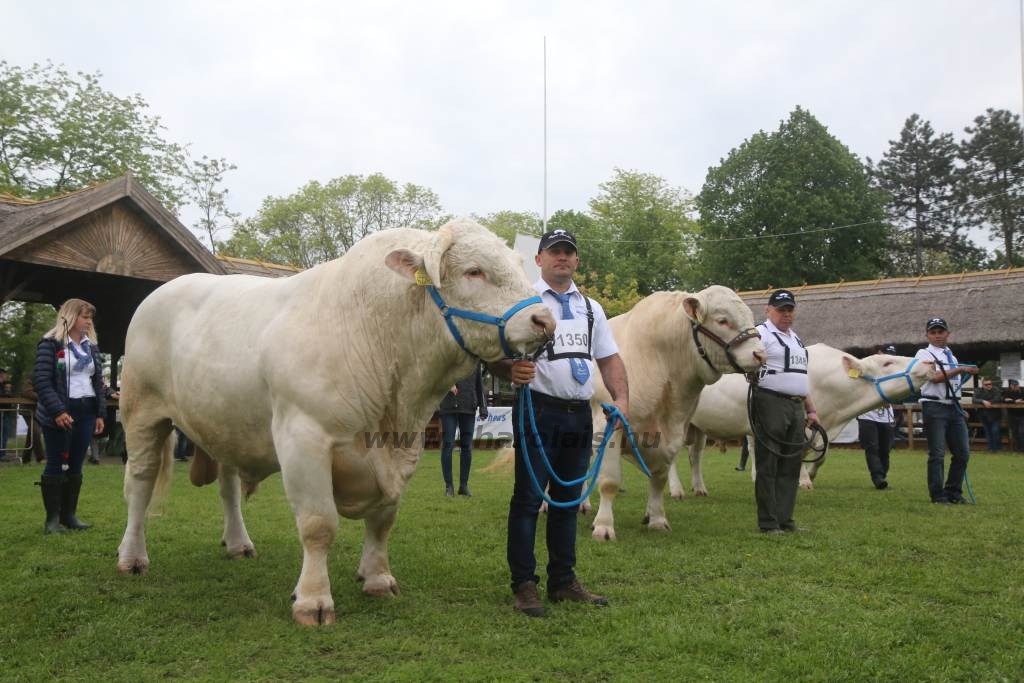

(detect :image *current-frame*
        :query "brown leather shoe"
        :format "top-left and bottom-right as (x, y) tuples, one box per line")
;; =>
(513, 581), (546, 617)
(549, 579), (608, 606)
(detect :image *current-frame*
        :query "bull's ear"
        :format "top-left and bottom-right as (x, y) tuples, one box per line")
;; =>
(682, 294), (704, 323)
(422, 224), (456, 286)
(385, 249), (425, 281)
(842, 355), (864, 377)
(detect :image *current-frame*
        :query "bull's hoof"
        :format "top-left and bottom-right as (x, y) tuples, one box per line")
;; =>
(800, 481), (814, 490)
(361, 575), (400, 597)
(293, 603), (336, 626)
(591, 525), (616, 542)
(117, 557), (150, 575)
(225, 544), (257, 559)
(693, 489), (709, 497)
(644, 517), (671, 532)
(579, 500), (592, 515)
(669, 489), (685, 500)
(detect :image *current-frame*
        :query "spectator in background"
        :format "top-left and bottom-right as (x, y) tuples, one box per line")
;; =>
(857, 344), (898, 489)
(0, 373), (13, 461)
(972, 378), (1003, 453)
(438, 363), (488, 497)
(1001, 378), (1024, 452)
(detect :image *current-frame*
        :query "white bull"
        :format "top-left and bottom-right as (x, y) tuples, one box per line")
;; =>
(116, 218), (555, 625)
(588, 286), (766, 541)
(670, 344), (933, 497)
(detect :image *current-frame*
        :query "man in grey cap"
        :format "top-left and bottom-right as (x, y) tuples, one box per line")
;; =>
(914, 318), (979, 504)
(857, 345), (898, 489)
(751, 289), (821, 533)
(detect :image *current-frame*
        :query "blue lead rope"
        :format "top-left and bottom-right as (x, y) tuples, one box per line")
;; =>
(516, 386), (652, 508)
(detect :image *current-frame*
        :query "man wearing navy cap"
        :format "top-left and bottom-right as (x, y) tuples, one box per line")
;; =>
(751, 289), (821, 533)
(857, 344), (899, 489)
(914, 318), (979, 504)
(489, 228), (628, 616)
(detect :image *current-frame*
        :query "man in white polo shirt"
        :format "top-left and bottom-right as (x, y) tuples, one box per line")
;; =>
(489, 228), (628, 617)
(752, 289), (821, 534)
(915, 317), (978, 504)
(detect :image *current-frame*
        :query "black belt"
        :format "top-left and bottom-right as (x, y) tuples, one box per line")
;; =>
(755, 387), (805, 403)
(527, 391), (590, 413)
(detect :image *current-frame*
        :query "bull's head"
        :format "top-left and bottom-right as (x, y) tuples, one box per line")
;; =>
(682, 285), (767, 379)
(843, 353), (934, 403)
(385, 218), (555, 360)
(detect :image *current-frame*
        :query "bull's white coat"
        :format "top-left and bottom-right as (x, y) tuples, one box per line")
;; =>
(587, 287), (766, 541)
(672, 345), (934, 496)
(116, 219), (554, 625)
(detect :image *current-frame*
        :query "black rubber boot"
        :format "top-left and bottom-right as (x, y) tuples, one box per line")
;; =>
(40, 476), (67, 534)
(59, 474), (91, 531)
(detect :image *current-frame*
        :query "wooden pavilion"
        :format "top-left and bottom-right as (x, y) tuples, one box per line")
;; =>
(0, 174), (297, 387)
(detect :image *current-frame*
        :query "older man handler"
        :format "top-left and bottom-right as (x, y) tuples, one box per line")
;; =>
(751, 289), (821, 534)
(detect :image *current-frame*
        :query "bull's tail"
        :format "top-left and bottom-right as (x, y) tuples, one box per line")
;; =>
(481, 446), (515, 473)
(147, 431), (176, 516)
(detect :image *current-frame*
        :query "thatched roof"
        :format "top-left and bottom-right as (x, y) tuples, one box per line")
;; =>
(737, 269), (1024, 362)
(216, 254), (300, 278)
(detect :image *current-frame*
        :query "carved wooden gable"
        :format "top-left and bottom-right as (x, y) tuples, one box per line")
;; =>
(11, 202), (198, 281)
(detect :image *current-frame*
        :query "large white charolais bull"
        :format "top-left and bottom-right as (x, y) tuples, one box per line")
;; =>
(117, 219), (555, 625)
(671, 344), (934, 497)
(588, 287), (766, 541)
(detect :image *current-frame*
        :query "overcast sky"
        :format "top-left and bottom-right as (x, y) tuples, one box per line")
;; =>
(4, 1), (1022, 245)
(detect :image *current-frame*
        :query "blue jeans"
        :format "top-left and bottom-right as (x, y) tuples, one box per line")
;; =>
(440, 412), (476, 487)
(921, 401), (970, 501)
(508, 399), (592, 593)
(42, 398), (98, 477)
(980, 417), (1001, 452)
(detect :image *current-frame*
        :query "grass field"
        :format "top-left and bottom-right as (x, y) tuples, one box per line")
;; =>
(1, 447), (1022, 682)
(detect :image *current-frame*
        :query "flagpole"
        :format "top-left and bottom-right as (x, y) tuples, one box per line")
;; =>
(543, 36), (548, 233)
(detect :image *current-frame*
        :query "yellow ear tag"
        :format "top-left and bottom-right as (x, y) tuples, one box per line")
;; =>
(414, 268), (431, 286)
(847, 368), (862, 378)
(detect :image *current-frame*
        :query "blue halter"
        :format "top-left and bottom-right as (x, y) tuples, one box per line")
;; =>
(858, 357), (922, 403)
(425, 285), (544, 358)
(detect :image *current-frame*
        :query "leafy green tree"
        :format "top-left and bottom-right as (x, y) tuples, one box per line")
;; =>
(185, 156), (239, 255)
(588, 168), (697, 294)
(0, 61), (187, 210)
(0, 302), (53, 390)
(219, 173), (446, 268)
(696, 107), (888, 290)
(474, 210), (541, 246)
(959, 108), (1024, 268)
(576, 272), (642, 318)
(868, 114), (985, 275)
(547, 209), (615, 282)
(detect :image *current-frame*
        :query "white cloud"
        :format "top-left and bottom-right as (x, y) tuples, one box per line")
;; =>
(3, 0), (1019, 249)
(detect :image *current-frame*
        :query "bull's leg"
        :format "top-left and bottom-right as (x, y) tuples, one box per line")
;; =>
(218, 464), (256, 558)
(689, 434), (709, 496)
(117, 416), (174, 575)
(800, 463), (815, 490)
(668, 460), (685, 499)
(357, 503), (400, 597)
(279, 451), (338, 625)
(591, 446), (622, 542)
(643, 463), (672, 531)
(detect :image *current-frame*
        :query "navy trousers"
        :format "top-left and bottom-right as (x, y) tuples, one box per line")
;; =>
(41, 398), (97, 477)
(440, 412), (476, 487)
(508, 398), (592, 593)
(921, 401), (970, 501)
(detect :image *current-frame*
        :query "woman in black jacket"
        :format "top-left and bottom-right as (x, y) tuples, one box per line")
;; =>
(33, 298), (106, 534)
(438, 364), (488, 497)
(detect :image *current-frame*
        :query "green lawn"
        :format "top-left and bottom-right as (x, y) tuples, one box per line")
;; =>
(1, 447), (1022, 682)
